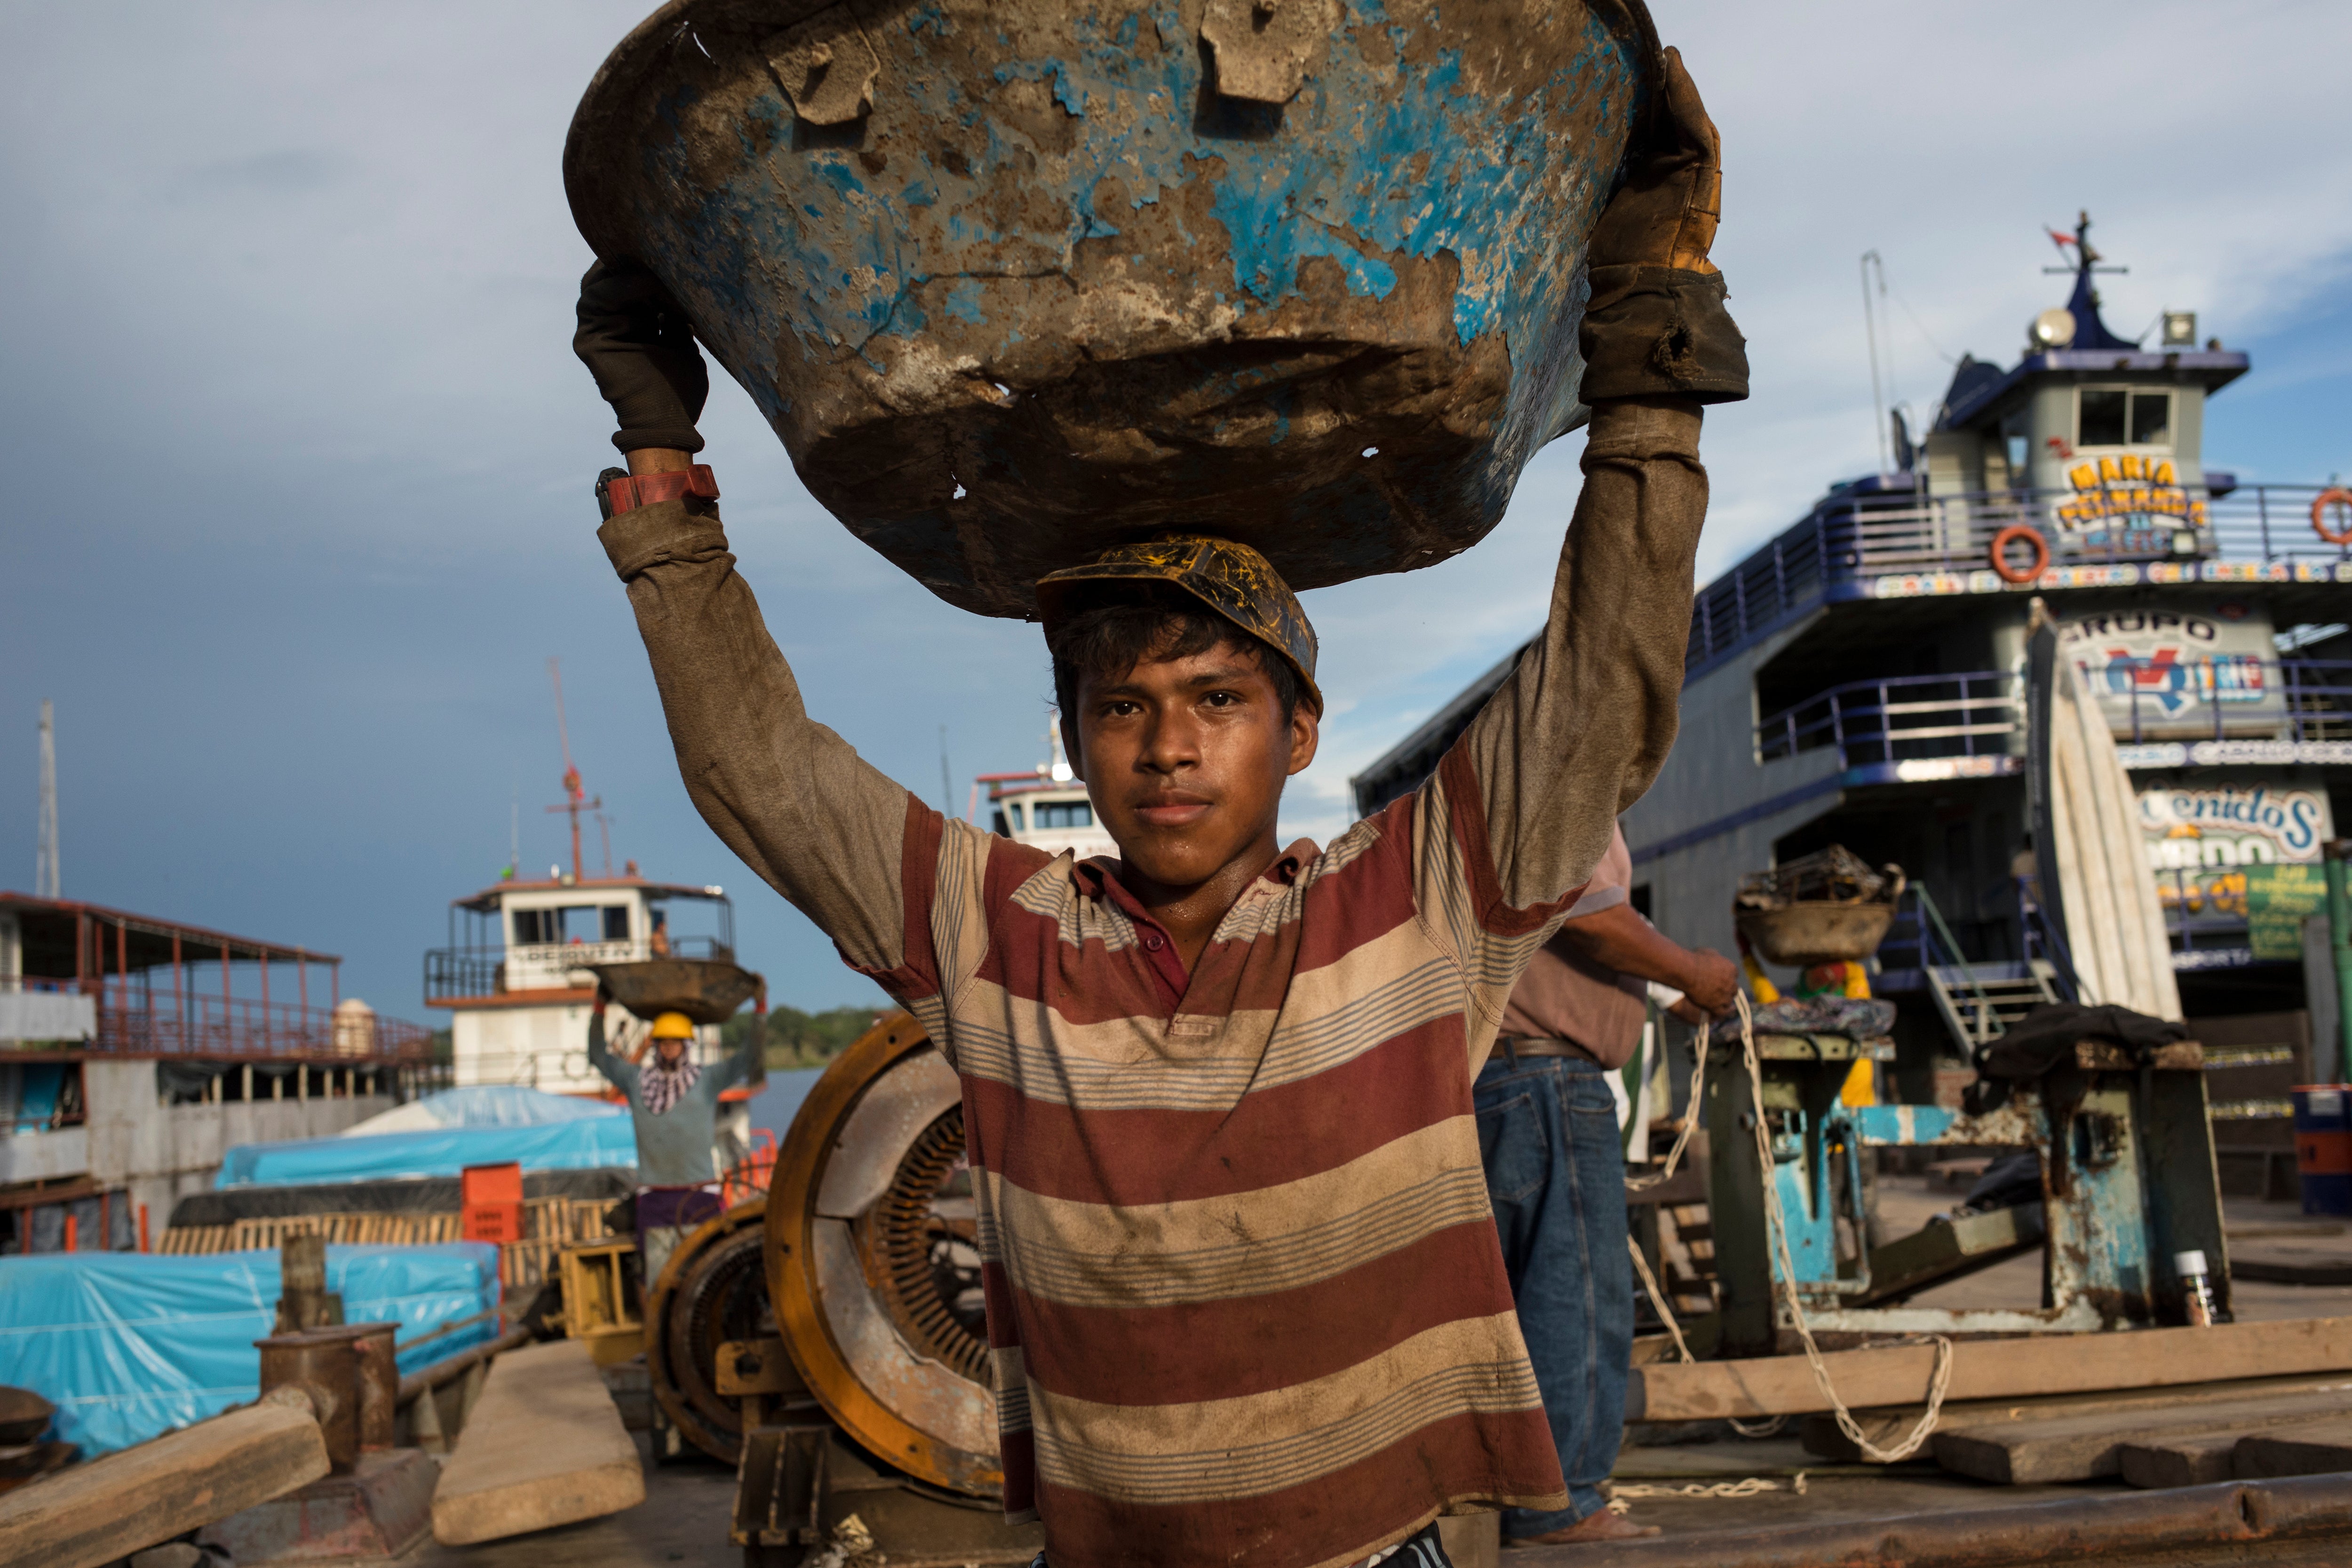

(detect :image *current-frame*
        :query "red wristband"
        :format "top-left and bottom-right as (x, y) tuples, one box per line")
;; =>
(604, 465), (719, 515)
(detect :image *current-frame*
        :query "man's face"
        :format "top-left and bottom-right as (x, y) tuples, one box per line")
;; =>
(1068, 638), (1317, 889)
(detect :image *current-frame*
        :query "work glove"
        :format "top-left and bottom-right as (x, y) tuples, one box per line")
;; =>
(1578, 47), (1749, 405)
(574, 257), (711, 454)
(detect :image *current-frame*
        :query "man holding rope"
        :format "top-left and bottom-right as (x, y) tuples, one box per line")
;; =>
(1480, 821), (1736, 1544)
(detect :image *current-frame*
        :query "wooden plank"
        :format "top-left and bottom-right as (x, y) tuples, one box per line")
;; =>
(2234, 1252), (2352, 1287)
(1801, 1371), (2352, 1464)
(431, 1338), (644, 1544)
(1935, 1390), (2352, 1484)
(0, 1399), (327, 1568)
(2118, 1432), (2242, 1489)
(1859, 1203), (2040, 1304)
(1629, 1314), (2352, 1422)
(2234, 1419), (2352, 1480)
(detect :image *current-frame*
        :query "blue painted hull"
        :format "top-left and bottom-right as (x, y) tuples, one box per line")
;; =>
(568, 0), (1653, 615)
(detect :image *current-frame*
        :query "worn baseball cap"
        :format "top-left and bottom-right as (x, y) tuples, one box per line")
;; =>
(1035, 534), (1322, 716)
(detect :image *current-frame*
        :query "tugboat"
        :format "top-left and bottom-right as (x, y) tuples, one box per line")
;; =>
(974, 721), (1118, 861)
(421, 861), (739, 1095)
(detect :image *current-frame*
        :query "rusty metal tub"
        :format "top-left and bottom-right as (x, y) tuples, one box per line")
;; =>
(566, 0), (1659, 616)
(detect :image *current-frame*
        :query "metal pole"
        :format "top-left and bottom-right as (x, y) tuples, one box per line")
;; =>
(1861, 251), (1889, 478)
(2326, 840), (2352, 1084)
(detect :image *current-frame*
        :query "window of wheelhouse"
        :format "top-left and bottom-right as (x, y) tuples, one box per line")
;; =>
(2076, 387), (2171, 449)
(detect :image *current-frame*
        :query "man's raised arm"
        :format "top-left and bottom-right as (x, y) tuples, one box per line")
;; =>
(576, 262), (938, 992)
(1423, 49), (1747, 1005)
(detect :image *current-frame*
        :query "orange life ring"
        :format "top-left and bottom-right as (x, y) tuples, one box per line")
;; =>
(2314, 488), (2352, 546)
(1989, 523), (2049, 584)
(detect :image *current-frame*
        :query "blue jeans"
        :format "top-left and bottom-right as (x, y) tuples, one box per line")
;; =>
(1474, 1052), (1630, 1534)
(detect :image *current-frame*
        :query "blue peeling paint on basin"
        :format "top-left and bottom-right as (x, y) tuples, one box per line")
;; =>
(567, 0), (1656, 616)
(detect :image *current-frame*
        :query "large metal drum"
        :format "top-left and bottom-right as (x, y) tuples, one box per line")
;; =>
(567, 0), (1659, 617)
(766, 1012), (997, 1495)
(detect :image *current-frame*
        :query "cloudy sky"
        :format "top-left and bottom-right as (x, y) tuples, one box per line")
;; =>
(2, 0), (2347, 1016)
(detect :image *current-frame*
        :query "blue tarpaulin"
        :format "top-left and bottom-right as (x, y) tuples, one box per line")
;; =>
(0, 1244), (500, 1456)
(218, 1115), (639, 1187)
(338, 1084), (624, 1137)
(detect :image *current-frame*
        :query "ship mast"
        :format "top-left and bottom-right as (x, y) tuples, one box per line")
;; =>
(545, 658), (601, 883)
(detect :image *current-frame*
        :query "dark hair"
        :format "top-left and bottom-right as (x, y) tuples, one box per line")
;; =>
(1048, 584), (1306, 730)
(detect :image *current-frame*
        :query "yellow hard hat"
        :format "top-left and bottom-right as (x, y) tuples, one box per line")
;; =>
(650, 1011), (695, 1040)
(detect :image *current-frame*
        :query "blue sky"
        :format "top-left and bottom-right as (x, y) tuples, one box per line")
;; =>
(2, 0), (2347, 1017)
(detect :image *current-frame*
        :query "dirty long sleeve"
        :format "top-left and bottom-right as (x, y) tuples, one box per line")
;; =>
(598, 500), (937, 999)
(1414, 395), (1706, 1041)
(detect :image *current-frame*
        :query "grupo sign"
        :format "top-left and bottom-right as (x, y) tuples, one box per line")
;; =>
(2063, 608), (2285, 737)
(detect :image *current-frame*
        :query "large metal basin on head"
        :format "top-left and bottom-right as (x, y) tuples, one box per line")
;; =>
(567, 0), (1659, 617)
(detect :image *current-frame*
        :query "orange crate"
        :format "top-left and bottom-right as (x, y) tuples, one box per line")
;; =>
(463, 1201), (526, 1244)
(461, 1162), (524, 1206)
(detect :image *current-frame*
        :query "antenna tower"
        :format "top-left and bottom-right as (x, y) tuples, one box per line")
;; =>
(35, 700), (58, 899)
(544, 659), (602, 882)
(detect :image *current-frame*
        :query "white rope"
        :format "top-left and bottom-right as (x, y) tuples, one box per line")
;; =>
(1608, 1474), (1808, 1502)
(1624, 1022), (1706, 1193)
(1630, 1231), (1784, 1435)
(1732, 991), (1955, 1463)
(1627, 1235), (1692, 1363)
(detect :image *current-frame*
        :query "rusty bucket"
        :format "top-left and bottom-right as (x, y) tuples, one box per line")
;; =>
(589, 957), (763, 1025)
(566, 0), (1660, 617)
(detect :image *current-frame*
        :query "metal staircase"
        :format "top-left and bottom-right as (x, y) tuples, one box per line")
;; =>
(1910, 886), (2065, 1055)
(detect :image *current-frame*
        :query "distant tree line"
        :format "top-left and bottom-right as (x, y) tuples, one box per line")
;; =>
(721, 1004), (886, 1069)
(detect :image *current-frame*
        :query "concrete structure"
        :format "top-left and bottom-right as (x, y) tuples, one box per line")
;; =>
(0, 893), (435, 1253)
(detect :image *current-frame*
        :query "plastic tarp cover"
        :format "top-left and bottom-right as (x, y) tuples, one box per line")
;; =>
(219, 1115), (639, 1187)
(340, 1084), (623, 1137)
(0, 1244), (500, 1456)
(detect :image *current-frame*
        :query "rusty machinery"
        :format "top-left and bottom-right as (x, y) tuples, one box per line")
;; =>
(643, 1013), (1036, 1566)
(1695, 1028), (2229, 1358)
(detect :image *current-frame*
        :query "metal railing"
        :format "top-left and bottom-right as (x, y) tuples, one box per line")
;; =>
(92, 994), (434, 1059)
(1757, 671), (2022, 766)
(1756, 659), (2352, 769)
(1689, 482), (2347, 678)
(2, 974), (432, 1060)
(425, 935), (728, 1004)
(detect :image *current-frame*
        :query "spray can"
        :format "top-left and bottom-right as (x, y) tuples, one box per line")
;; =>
(2175, 1250), (2219, 1327)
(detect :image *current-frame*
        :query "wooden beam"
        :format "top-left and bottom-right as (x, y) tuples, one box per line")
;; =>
(1934, 1389), (2352, 1484)
(0, 1398), (326, 1568)
(2235, 1421), (2352, 1480)
(1801, 1371), (2352, 1464)
(1629, 1315), (2352, 1422)
(2119, 1433), (2242, 1489)
(430, 1339), (642, 1544)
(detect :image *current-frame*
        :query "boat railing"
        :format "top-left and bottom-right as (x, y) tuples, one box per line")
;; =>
(1757, 659), (2352, 768)
(2, 973), (432, 1060)
(89, 995), (437, 1060)
(424, 934), (730, 1003)
(1757, 671), (2024, 767)
(1690, 482), (2349, 677)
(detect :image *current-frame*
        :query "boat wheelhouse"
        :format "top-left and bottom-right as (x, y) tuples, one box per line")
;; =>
(976, 724), (1118, 862)
(424, 866), (737, 1094)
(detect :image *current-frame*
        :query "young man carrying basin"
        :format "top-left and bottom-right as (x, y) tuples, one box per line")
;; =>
(573, 52), (1743, 1568)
